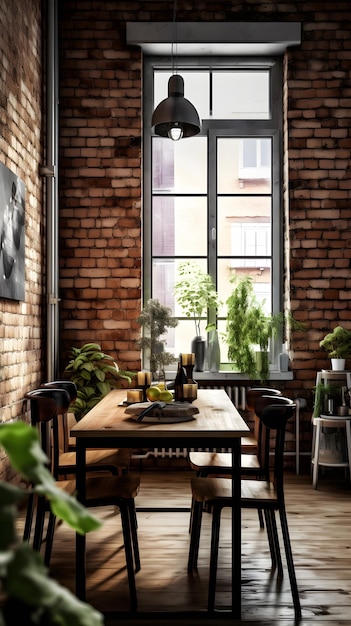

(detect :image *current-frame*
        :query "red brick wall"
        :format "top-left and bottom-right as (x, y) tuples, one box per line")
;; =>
(58, 14), (351, 329)
(57, 1), (350, 467)
(5, 1), (351, 478)
(0, 0), (44, 480)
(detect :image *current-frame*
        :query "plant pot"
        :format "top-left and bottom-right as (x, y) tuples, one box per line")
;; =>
(331, 358), (346, 371)
(207, 330), (221, 373)
(191, 336), (206, 372)
(255, 350), (269, 381)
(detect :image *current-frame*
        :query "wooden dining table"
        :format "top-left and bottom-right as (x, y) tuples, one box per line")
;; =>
(71, 387), (250, 619)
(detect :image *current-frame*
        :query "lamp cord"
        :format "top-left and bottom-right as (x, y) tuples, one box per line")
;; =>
(171, 0), (177, 75)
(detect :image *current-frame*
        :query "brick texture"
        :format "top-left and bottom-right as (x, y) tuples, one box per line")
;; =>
(1, 1), (351, 479)
(0, 0), (44, 481)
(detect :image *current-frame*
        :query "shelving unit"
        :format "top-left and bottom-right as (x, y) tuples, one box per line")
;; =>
(311, 370), (351, 489)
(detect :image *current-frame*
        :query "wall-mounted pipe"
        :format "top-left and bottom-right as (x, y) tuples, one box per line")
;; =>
(41, 0), (60, 380)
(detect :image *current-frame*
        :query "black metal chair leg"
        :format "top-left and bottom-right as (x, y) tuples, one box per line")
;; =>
(32, 496), (46, 552)
(44, 512), (56, 566)
(258, 508), (265, 528)
(188, 500), (203, 572)
(269, 510), (283, 577)
(23, 491), (36, 542)
(128, 500), (140, 573)
(279, 508), (302, 620)
(208, 505), (221, 612)
(120, 501), (138, 612)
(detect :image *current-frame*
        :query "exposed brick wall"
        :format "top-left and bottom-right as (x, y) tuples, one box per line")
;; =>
(0, 0), (44, 481)
(58, 1), (351, 423)
(1, 1), (349, 478)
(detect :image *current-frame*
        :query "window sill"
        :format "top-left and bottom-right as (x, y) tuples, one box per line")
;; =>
(165, 370), (293, 382)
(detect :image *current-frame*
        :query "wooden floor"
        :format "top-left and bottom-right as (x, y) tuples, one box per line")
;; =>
(18, 467), (351, 625)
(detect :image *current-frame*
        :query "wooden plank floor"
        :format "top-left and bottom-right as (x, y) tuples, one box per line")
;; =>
(18, 467), (351, 625)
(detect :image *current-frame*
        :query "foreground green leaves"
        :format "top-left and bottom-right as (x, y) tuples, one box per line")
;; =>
(0, 421), (103, 626)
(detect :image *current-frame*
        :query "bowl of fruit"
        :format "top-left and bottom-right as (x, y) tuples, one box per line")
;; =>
(145, 385), (173, 403)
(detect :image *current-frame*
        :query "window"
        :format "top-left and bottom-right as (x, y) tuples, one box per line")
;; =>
(143, 58), (283, 370)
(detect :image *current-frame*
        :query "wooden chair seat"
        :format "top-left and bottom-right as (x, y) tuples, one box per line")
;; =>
(240, 434), (257, 454)
(58, 447), (131, 476)
(189, 451), (260, 474)
(191, 475), (276, 504)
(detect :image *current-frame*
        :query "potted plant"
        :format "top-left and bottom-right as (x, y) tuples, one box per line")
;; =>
(0, 420), (103, 625)
(64, 342), (135, 420)
(136, 298), (178, 381)
(225, 275), (282, 381)
(174, 261), (220, 371)
(320, 326), (351, 370)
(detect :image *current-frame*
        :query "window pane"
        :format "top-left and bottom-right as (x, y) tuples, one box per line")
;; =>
(217, 137), (271, 194)
(152, 196), (207, 256)
(217, 196), (271, 258)
(152, 258), (209, 318)
(152, 136), (207, 193)
(217, 259), (272, 318)
(212, 71), (270, 119)
(154, 71), (210, 121)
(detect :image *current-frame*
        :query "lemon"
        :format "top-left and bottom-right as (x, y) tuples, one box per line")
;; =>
(159, 389), (173, 403)
(146, 386), (161, 401)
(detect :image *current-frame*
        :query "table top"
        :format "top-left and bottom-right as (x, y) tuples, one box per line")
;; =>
(71, 388), (249, 442)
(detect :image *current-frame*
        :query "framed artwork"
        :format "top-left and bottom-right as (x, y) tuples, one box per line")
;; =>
(0, 162), (25, 301)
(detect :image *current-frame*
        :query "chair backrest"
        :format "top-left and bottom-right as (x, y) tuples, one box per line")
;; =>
(246, 387), (282, 443)
(25, 388), (71, 478)
(41, 380), (77, 402)
(251, 394), (284, 474)
(259, 398), (296, 500)
(246, 387), (282, 411)
(41, 381), (77, 452)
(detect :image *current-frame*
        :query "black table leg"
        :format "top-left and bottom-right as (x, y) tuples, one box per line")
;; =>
(75, 438), (86, 601)
(232, 437), (241, 619)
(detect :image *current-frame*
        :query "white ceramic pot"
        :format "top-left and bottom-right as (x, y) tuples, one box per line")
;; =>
(331, 358), (346, 371)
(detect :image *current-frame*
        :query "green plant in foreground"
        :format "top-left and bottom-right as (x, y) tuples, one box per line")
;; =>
(0, 420), (103, 626)
(65, 342), (135, 420)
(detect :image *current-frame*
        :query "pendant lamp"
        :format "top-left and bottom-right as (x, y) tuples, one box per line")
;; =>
(151, 0), (201, 140)
(152, 74), (201, 140)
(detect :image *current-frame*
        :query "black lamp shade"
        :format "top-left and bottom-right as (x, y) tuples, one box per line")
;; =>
(152, 74), (201, 139)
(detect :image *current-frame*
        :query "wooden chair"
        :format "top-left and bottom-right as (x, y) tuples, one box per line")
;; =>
(188, 397), (301, 620)
(41, 380), (131, 477)
(188, 387), (282, 530)
(24, 387), (141, 611)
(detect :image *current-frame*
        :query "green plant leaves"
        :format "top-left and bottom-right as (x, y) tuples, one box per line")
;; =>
(174, 262), (220, 337)
(0, 421), (103, 625)
(4, 544), (103, 626)
(320, 326), (351, 359)
(0, 422), (101, 535)
(64, 343), (134, 419)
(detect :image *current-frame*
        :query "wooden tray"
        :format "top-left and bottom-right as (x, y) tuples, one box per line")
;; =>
(125, 401), (199, 423)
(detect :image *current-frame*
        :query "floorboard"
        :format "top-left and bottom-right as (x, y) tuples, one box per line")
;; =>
(17, 467), (351, 625)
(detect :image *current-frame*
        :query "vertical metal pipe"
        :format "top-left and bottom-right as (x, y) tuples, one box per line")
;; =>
(45, 0), (60, 380)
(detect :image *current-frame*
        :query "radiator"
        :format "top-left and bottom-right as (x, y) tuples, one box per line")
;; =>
(131, 384), (247, 460)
